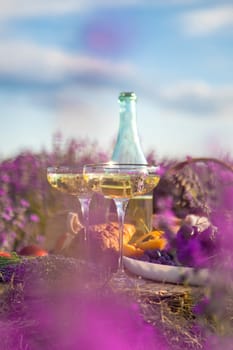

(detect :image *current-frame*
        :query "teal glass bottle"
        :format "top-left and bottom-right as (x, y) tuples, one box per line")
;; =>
(111, 92), (147, 164)
(111, 92), (152, 236)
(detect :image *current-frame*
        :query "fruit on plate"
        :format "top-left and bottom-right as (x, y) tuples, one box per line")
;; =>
(57, 221), (137, 265)
(54, 222), (167, 261)
(122, 230), (168, 258)
(123, 243), (144, 257)
(19, 245), (48, 257)
(133, 230), (167, 251)
(138, 248), (177, 266)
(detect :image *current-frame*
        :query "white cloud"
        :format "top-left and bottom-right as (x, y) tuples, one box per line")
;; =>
(0, 0), (199, 20)
(37, 84), (121, 155)
(180, 5), (233, 36)
(1, 39), (231, 122)
(0, 0), (84, 19)
(157, 81), (233, 118)
(0, 40), (134, 83)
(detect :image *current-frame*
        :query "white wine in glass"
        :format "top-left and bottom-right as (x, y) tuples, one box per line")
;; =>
(83, 163), (160, 287)
(47, 166), (93, 245)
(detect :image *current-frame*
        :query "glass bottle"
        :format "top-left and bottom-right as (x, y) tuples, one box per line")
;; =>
(111, 92), (147, 164)
(111, 91), (152, 237)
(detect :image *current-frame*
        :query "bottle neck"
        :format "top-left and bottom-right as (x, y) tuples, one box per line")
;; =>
(118, 99), (138, 137)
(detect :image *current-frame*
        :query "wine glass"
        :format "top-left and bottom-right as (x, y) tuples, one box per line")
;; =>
(83, 163), (160, 287)
(47, 166), (93, 251)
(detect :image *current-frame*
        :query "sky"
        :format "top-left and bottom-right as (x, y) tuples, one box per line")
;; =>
(0, 0), (232, 161)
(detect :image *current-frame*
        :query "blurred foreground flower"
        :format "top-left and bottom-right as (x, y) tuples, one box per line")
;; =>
(0, 255), (169, 350)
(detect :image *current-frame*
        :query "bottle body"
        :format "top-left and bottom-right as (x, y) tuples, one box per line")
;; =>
(111, 92), (153, 235)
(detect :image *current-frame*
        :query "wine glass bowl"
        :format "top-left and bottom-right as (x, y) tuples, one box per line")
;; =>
(83, 163), (160, 199)
(47, 166), (93, 198)
(83, 163), (160, 287)
(47, 166), (93, 244)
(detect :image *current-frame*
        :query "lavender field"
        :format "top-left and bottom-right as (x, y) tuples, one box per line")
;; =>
(0, 135), (233, 350)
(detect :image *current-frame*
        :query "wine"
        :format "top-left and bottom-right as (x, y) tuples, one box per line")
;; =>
(47, 166), (93, 244)
(85, 174), (160, 199)
(100, 176), (132, 198)
(47, 173), (92, 197)
(126, 194), (153, 238)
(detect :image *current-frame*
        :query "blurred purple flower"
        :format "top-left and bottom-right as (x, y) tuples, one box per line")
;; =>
(2, 212), (11, 221)
(192, 296), (210, 316)
(2, 206), (13, 221)
(0, 173), (10, 183)
(17, 281), (169, 350)
(30, 214), (40, 223)
(0, 188), (5, 196)
(175, 224), (218, 268)
(20, 198), (30, 208)
(35, 234), (45, 245)
(0, 232), (7, 244)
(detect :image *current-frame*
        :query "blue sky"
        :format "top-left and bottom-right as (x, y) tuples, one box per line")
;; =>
(0, 0), (232, 160)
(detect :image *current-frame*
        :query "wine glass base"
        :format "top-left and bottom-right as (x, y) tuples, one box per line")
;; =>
(108, 269), (140, 291)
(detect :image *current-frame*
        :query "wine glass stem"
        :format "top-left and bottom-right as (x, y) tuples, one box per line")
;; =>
(113, 198), (129, 272)
(78, 197), (91, 241)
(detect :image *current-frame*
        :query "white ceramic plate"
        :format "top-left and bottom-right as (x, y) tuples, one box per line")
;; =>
(123, 256), (209, 286)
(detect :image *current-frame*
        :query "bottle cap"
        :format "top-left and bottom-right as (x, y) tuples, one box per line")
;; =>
(118, 92), (137, 101)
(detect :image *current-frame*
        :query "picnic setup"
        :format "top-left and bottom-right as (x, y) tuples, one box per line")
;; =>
(0, 92), (232, 350)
